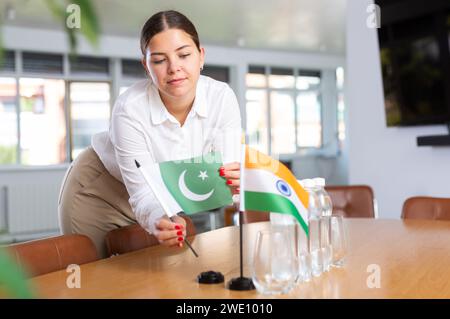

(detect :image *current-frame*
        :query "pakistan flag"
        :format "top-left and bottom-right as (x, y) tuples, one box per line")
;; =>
(145, 152), (233, 216)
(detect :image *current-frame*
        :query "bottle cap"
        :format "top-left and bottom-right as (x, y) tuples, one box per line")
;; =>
(302, 178), (315, 188)
(313, 177), (326, 187)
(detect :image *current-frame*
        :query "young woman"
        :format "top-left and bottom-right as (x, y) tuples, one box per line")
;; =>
(58, 10), (242, 258)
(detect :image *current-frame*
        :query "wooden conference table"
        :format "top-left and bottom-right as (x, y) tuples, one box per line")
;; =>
(31, 218), (450, 298)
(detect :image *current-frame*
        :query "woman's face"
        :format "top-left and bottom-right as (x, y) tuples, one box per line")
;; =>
(143, 28), (205, 101)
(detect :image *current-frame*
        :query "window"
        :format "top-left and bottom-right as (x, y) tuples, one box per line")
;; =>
(202, 65), (230, 83)
(246, 89), (268, 152)
(70, 56), (110, 76)
(22, 52), (63, 74)
(120, 59), (146, 96)
(0, 50), (116, 166)
(297, 91), (322, 148)
(70, 82), (111, 160)
(271, 90), (296, 154)
(297, 71), (322, 148)
(0, 51), (15, 72)
(269, 67), (295, 89)
(0, 77), (18, 164)
(19, 78), (67, 165)
(246, 66), (323, 155)
(246, 66), (266, 88)
(336, 67), (346, 143)
(121, 59), (146, 79)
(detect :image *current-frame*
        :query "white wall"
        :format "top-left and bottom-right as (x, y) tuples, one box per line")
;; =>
(346, 0), (450, 219)
(0, 167), (66, 241)
(291, 154), (348, 185)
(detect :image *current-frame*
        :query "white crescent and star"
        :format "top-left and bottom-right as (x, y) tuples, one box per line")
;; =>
(178, 170), (214, 201)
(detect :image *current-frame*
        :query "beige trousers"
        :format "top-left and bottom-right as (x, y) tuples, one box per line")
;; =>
(58, 147), (136, 258)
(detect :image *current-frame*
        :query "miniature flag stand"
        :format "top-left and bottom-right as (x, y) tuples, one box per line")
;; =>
(227, 145), (310, 291)
(226, 210), (255, 290)
(135, 153), (231, 284)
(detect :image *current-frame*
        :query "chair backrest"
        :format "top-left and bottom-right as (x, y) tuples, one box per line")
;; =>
(224, 205), (238, 226)
(105, 215), (196, 256)
(325, 185), (376, 218)
(242, 210), (270, 224)
(401, 196), (450, 220)
(241, 185), (376, 223)
(6, 234), (98, 278)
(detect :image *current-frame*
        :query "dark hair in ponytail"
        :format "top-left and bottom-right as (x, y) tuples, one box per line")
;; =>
(140, 10), (201, 55)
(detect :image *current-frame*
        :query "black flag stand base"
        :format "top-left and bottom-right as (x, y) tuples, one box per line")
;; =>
(227, 276), (255, 291)
(227, 210), (255, 291)
(197, 271), (224, 284)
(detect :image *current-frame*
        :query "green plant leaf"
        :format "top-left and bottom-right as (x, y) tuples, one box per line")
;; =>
(44, 0), (100, 54)
(0, 0), (100, 62)
(0, 249), (34, 298)
(43, 0), (66, 20)
(73, 0), (100, 48)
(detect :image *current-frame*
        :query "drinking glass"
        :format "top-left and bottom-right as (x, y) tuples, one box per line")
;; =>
(330, 215), (347, 268)
(252, 229), (297, 295)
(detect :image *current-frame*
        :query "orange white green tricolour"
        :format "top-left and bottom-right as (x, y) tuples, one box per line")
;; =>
(240, 145), (309, 235)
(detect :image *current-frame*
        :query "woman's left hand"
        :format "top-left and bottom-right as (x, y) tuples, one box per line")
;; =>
(219, 162), (240, 195)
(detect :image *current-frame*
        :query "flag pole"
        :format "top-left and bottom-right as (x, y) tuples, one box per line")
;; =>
(227, 142), (255, 291)
(239, 210), (243, 278)
(226, 211), (255, 291)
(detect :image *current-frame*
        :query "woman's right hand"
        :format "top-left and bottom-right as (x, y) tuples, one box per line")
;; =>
(154, 216), (187, 247)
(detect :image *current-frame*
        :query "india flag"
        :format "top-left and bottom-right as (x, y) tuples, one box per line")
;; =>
(137, 152), (233, 217)
(240, 146), (309, 235)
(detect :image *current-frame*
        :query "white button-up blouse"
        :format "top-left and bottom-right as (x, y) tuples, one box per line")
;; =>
(92, 75), (242, 234)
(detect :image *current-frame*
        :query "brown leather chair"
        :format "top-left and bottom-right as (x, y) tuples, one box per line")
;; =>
(224, 206), (268, 226)
(241, 185), (376, 223)
(325, 185), (376, 218)
(6, 234), (98, 278)
(401, 196), (450, 220)
(242, 210), (270, 224)
(105, 215), (196, 256)
(224, 205), (238, 226)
